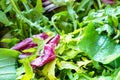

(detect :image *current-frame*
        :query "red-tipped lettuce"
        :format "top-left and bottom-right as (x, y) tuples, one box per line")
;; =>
(31, 35), (60, 67)
(12, 33), (60, 68)
(31, 44), (55, 67)
(47, 34), (60, 48)
(101, 0), (114, 4)
(11, 33), (48, 51)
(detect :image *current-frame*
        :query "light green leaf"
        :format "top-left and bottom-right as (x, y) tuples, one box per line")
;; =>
(0, 48), (20, 57)
(22, 48), (36, 53)
(35, 0), (43, 14)
(50, 0), (74, 6)
(0, 48), (20, 80)
(1, 38), (19, 48)
(60, 50), (79, 60)
(115, 71), (120, 80)
(96, 24), (113, 36)
(112, 15), (118, 27)
(66, 2), (77, 30)
(20, 58), (34, 80)
(93, 76), (112, 80)
(16, 66), (25, 80)
(57, 61), (78, 71)
(42, 59), (57, 80)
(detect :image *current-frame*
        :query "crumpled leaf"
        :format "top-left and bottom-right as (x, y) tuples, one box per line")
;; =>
(60, 50), (79, 60)
(42, 59), (56, 80)
(57, 61), (78, 71)
(96, 24), (114, 36)
(78, 22), (120, 65)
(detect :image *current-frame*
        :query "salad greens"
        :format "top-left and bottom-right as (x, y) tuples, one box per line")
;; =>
(0, 48), (20, 80)
(1, 0), (120, 80)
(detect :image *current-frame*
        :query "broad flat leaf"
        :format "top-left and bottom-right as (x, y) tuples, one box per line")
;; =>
(0, 48), (20, 80)
(78, 22), (120, 64)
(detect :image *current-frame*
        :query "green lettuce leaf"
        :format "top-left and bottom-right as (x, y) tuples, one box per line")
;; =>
(20, 58), (34, 80)
(42, 59), (56, 80)
(78, 22), (120, 65)
(57, 61), (78, 71)
(0, 48), (20, 80)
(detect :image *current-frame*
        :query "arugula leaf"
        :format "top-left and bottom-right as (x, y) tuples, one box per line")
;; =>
(0, 11), (12, 26)
(66, 1), (77, 30)
(0, 48), (20, 80)
(77, 0), (90, 12)
(78, 22), (120, 65)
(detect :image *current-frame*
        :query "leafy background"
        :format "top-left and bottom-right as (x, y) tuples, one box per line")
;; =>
(1, 0), (120, 80)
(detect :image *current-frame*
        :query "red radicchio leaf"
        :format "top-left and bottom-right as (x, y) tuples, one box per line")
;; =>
(31, 35), (60, 68)
(11, 33), (48, 51)
(101, 0), (114, 4)
(31, 44), (55, 67)
(33, 32), (49, 40)
(47, 34), (60, 48)
(11, 33), (49, 58)
(11, 38), (36, 51)
(42, 0), (47, 2)
(12, 33), (60, 68)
